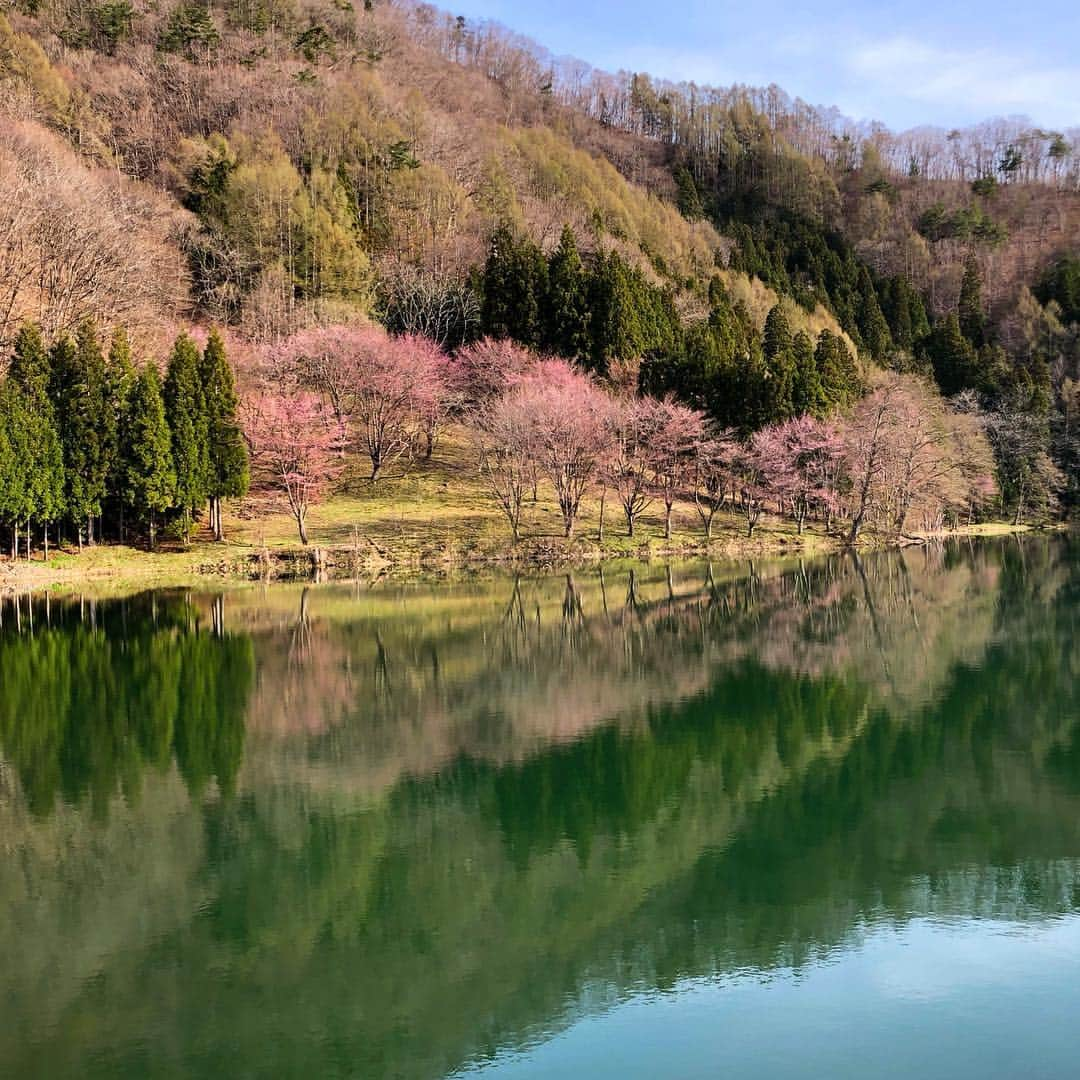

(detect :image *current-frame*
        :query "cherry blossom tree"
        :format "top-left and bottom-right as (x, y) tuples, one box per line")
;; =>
(755, 416), (844, 534)
(453, 337), (537, 411)
(648, 397), (706, 540)
(690, 427), (738, 540)
(513, 359), (608, 538)
(243, 389), (345, 545)
(472, 387), (538, 543)
(603, 395), (658, 538)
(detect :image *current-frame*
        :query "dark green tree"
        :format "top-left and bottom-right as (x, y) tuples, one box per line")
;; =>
(815, 330), (859, 409)
(163, 333), (209, 543)
(199, 329), (249, 541)
(958, 258), (987, 347)
(6, 323), (65, 557)
(122, 364), (176, 549)
(52, 320), (109, 546)
(103, 327), (136, 541)
(544, 226), (590, 358)
(926, 313), (980, 396)
(791, 330), (825, 417)
(480, 225), (546, 348)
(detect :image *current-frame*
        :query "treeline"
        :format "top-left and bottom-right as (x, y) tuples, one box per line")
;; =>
(0, 322), (248, 556)
(476, 225), (861, 431)
(250, 326), (998, 547)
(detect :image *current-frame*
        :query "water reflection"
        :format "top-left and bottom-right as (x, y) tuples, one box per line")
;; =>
(0, 536), (1077, 1079)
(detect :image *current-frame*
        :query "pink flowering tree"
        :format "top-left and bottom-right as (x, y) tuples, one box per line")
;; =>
(472, 387), (539, 543)
(453, 337), (537, 412)
(648, 397), (706, 540)
(513, 359), (608, 538)
(243, 389), (346, 545)
(690, 427), (739, 539)
(755, 416), (845, 534)
(603, 395), (659, 538)
(271, 325), (456, 481)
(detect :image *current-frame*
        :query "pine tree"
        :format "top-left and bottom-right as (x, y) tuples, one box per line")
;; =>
(199, 328), (249, 541)
(855, 266), (892, 360)
(480, 225), (546, 348)
(103, 326), (136, 540)
(958, 258), (987, 347)
(791, 330), (826, 417)
(763, 304), (793, 362)
(927, 313), (979, 395)
(816, 330), (859, 409)
(123, 364), (176, 549)
(163, 332), (209, 543)
(53, 319), (109, 546)
(544, 225), (590, 358)
(6, 323), (64, 556)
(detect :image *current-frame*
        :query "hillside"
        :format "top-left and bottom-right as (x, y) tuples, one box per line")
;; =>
(0, 0), (1077, 565)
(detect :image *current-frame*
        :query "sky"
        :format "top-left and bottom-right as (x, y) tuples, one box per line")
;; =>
(448, 0), (1080, 132)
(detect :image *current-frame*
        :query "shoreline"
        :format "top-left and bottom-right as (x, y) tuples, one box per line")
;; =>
(0, 521), (1051, 595)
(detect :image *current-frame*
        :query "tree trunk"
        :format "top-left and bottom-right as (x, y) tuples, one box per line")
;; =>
(597, 489), (606, 543)
(298, 512), (309, 545)
(664, 502), (673, 540)
(149, 511), (157, 551)
(43, 523), (48, 561)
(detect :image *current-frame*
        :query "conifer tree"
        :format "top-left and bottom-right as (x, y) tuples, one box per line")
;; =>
(791, 330), (825, 417)
(103, 326), (135, 540)
(855, 266), (892, 360)
(544, 225), (590, 358)
(6, 323), (64, 556)
(815, 330), (859, 409)
(958, 258), (987, 347)
(123, 364), (176, 549)
(927, 313), (979, 395)
(199, 328), (249, 541)
(53, 319), (109, 546)
(163, 333), (209, 543)
(763, 304), (793, 363)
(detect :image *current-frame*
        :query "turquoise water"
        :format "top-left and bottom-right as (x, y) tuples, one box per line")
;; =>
(1, 537), (1078, 1078)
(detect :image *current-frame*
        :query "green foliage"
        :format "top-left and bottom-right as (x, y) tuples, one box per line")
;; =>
(122, 364), (176, 535)
(163, 334), (209, 531)
(480, 225), (548, 348)
(958, 259), (987, 347)
(158, 2), (221, 58)
(200, 329), (250, 502)
(544, 225), (590, 358)
(1035, 255), (1080, 326)
(917, 202), (1007, 246)
(51, 319), (109, 533)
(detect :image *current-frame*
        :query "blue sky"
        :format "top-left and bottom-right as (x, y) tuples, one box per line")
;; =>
(449, 0), (1080, 131)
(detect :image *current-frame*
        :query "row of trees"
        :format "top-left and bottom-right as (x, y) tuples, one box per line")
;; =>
(0, 322), (247, 556)
(243, 325), (995, 547)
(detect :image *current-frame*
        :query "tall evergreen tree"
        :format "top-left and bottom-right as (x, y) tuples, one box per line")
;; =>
(122, 364), (176, 549)
(763, 304), (793, 362)
(199, 328), (249, 541)
(480, 225), (546, 348)
(958, 258), (987, 347)
(544, 226), (590, 358)
(52, 319), (109, 545)
(815, 330), (859, 409)
(927, 313), (979, 395)
(855, 265), (892, 360)
(163, 333), (209, 543)
(103, 326), (136, 541)
(791, 330), (825, 417)
(6, 323), (64, 556)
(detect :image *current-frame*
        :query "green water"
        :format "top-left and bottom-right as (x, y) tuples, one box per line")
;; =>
(1, 537), (1078, 1079)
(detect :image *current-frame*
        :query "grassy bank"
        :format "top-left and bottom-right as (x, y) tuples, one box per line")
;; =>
(0, 430), (1042, 593)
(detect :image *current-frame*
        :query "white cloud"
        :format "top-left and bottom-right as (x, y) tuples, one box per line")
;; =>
(839, 35), (1080, 128)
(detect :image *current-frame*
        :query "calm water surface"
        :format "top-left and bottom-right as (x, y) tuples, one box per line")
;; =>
(1, 537), (1078, 1078)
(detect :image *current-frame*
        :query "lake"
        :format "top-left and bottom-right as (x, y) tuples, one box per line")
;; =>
(1, 536), (1078, 1078)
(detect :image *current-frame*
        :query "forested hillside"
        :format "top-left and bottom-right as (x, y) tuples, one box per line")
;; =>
(0, 0), (1076, 554)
